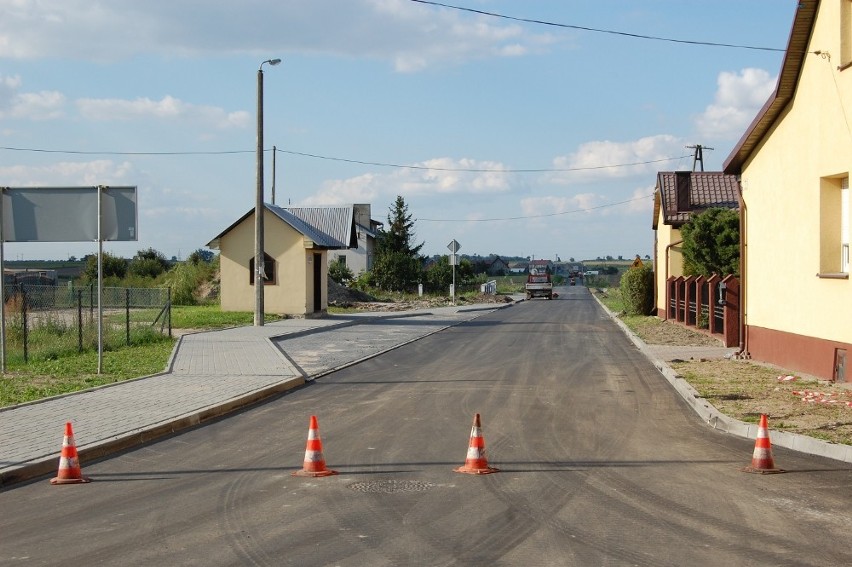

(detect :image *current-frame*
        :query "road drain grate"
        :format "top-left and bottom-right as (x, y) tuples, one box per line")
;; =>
(348, 480), (435, 494)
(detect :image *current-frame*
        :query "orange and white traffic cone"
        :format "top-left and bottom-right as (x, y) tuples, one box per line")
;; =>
(50, 422), (91, 485)
(454, 413), (499, 475)
(742, 414), (784, 474)
(292, 415), (338, 477)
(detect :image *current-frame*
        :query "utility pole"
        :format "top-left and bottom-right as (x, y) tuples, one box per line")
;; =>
(272, 145), (277, 205)
(686, 144), (714, 172)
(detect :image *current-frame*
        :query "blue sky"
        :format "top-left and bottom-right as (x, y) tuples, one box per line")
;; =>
(0, 0), (795, 262)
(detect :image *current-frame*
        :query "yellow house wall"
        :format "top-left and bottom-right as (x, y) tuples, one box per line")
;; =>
(219, 210), (328, 315)
(654, 208), (684, 314)
(739, 1), (852, 345)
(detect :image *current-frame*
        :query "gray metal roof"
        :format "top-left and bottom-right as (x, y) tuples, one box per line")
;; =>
(206, 203), (356, 250)
(269, 205), (356, 249)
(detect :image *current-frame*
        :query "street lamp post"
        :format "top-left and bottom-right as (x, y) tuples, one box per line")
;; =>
(255, 58), (281, 326)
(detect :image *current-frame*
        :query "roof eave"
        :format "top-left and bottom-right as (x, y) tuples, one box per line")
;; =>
(723, 0), (819, 174)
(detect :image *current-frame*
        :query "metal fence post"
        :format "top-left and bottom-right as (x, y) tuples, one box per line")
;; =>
(168, 288), (172, 338)
(125, 288), (130, 346)
(77, 289), (83, 353)
(20, 284), (27, 363)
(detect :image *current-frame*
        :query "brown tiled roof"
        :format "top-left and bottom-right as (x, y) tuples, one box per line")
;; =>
(723, 0), (819, 173)
(653, 172), (740, 228)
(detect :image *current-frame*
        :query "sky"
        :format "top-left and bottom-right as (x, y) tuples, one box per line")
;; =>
(0, 0), (797, 263)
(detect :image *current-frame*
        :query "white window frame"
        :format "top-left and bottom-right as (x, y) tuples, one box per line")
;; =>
(842, 177), (850, 273)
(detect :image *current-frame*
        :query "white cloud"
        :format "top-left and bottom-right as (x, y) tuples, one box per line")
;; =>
(0, 159), (134, 186)
(695, 68), (777, 140)
(550, 134), (686, 184)
(0, 1), (557, 71)
(0, 74), (65, 120)
(520, 193), (603, 219)
(300, 157), (514, 206)
(76, 95), (249, 129)
(626, 185), (655, 214)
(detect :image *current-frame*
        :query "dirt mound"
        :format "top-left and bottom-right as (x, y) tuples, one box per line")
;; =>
(327, 279), (381, 305)
(327, 279), (514, 311)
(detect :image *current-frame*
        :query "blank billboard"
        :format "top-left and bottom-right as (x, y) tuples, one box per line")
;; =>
(1, 186), (137, 242)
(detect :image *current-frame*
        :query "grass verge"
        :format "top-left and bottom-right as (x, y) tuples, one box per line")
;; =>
(0, 307), (281, 408)
(592, 287), (852, 446)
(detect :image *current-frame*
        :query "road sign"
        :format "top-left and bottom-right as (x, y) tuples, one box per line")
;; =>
(447, 239), (461, 253)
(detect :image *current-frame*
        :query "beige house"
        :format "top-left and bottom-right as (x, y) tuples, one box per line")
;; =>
(723, 0), (849, 381)
(208, 204), (356, 317)
(328, 203), (382, 276)
(652, 171), (740, 317)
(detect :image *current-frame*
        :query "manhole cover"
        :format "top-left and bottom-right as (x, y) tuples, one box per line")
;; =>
(348, 480), (435, 494)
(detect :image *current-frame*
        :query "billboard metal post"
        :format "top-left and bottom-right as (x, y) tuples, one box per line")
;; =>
(97, 185), (104, 374)
(0, 187), (5, 373)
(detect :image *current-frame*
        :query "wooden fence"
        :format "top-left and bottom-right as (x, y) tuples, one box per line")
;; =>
(666, 275), (739, 347)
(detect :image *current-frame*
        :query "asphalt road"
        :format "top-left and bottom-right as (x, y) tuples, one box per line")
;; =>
(1, 286), (851, 566)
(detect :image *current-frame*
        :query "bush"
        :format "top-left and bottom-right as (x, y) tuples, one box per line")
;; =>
(128, 248), (170, 279)
(162, 261), (213, 305)
(329, 260), (354, 285)
(619, 265), (654, 315)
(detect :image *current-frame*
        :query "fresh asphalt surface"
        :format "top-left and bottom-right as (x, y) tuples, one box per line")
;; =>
(1, 286), (851, 566)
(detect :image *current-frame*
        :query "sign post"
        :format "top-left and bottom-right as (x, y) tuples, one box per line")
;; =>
(447, 239), (461, 305)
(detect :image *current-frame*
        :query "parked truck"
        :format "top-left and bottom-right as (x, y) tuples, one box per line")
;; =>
(525, 269), (553, 300)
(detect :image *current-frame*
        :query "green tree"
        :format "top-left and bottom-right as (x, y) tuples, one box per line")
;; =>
(681, 207), (740, 276)
(187, 248), (215, 265)
(128, 248), (170, 278)
(371, 196), (424, 291)
(82, 252), (128, 281)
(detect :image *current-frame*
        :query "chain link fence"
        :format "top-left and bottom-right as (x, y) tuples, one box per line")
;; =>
(2, 283), (171, 364)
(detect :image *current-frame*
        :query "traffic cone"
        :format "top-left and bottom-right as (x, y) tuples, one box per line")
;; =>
(454, 413), (499, 475)
(742, 414), (784, 474)
(292, 415), (338, 477)
(50, 422), (91, 485)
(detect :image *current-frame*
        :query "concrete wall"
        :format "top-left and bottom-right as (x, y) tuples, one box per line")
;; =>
(654, 207), (684, 317)
(219, 209), (328, 316)
(739, 1), (852, 376)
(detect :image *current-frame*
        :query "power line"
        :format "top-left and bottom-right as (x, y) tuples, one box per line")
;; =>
(419, 192), (652, 222)
(0, 146), (252, 156)
(0, 144), (691, 174)
(410, 0), (787, 53)
(275, 148), (692, 173)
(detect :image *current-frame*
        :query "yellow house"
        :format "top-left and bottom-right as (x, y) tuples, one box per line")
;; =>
(652, 171), (740, 317)
(207, 204), (356, 317)
(724, 0), (850, 381)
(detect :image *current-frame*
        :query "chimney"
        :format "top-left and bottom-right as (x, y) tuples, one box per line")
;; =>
(675, 171), (691, 212)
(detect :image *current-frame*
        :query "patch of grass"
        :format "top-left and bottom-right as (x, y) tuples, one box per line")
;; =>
(0, 337), (176, 407)
(170, 305), (282, 328)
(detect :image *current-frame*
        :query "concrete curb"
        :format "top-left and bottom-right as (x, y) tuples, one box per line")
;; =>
(593, 294), (852, 463)
(0, 376), (306, 487)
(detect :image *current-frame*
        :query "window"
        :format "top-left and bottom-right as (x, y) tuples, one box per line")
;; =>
(819, 176), (850, 276)
(249, 253), (275, 285)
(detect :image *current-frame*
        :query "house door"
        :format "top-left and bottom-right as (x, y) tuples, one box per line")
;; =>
(313, 253), (322, 313)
